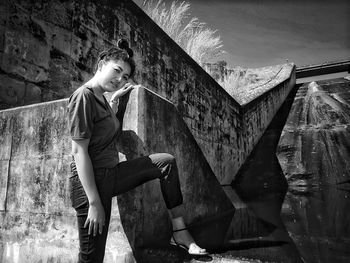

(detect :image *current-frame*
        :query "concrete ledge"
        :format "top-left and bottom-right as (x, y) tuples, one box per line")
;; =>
(235, 63), (295, 106)
(0, 87), (234, 262)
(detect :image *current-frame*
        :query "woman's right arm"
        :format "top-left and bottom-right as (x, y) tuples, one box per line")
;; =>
(72, 138), (105, 236)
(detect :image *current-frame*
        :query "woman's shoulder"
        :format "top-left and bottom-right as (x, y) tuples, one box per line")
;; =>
(69, 85), (94, 102)
(72, 85), (94, 97)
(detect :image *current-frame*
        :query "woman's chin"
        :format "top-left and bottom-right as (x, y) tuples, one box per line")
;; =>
(105, 85), (119, 92)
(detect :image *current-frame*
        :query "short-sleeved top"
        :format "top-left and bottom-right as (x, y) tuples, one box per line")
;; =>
(68, 85), (120, 168)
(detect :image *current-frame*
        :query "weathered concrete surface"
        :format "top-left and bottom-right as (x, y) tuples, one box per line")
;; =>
(225, 63), (295, 106)
(0, 100), (97, 263)
(0, 87), (234, 262)
(241, 66), (296, 177)
(0, 100), (133, 262)
(0, 0), (296, 184)
(277, 78), (350, 189)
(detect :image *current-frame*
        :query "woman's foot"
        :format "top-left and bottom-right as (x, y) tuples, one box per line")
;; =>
(171, 228), (208, 255)
(171, 217), (208, 255)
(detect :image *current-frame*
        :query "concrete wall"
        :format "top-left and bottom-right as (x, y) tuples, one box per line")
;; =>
(242, 67), (296, 170)
(0, 99), (86, 262)
(0, 0), (296, 184)
(0, 87), (234, 262)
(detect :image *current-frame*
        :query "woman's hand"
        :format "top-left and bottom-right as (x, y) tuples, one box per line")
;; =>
(72, 139), (105, 236)
(84, 200), (105, 236)
(111, 83), (134, 101)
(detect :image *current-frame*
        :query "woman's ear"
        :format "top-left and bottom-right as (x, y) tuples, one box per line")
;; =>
(97, 60), (106, 72)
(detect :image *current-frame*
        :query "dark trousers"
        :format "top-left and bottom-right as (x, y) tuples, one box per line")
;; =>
(69, 153), (184, 263)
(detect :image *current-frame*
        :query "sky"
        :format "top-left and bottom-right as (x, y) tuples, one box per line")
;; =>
(133, 0), (350, 70)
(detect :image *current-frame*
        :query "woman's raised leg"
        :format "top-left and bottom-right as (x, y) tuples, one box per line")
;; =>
(113, 153), (207, 255)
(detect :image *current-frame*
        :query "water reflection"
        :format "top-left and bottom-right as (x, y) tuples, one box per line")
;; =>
(282, 184), (350, 263)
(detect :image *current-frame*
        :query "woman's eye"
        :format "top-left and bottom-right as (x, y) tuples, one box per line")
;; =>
(114, 68), (120, 73)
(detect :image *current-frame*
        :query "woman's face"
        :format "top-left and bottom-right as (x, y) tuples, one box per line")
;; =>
(97, 59), (131, 92)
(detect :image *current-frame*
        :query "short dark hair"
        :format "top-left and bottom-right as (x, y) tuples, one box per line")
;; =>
(95, 39), (136, 77)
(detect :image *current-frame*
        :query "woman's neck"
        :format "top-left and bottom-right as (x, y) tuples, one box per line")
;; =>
(85, 78), (105, 98)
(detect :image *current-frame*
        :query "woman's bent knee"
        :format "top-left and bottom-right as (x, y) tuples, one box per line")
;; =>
(162, 153), (176, 165)
(150, 153), (176, 166)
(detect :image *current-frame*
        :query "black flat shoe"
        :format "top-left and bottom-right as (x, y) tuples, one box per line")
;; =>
(170, 228), (209, 256)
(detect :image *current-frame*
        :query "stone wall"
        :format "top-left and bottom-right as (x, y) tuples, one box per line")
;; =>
(0, 0), (295, 184)
(277, 78), (350, 187)
(277, 78), (350, 263)
(0, 99), (86, 262)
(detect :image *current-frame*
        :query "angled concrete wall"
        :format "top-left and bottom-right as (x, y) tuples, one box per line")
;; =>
(0, 0), (295, 184)
(0, 87), (234, 262)
(241, 66), (296, 172)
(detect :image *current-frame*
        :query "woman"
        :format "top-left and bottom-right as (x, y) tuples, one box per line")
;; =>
(68, 39), (207, 262)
